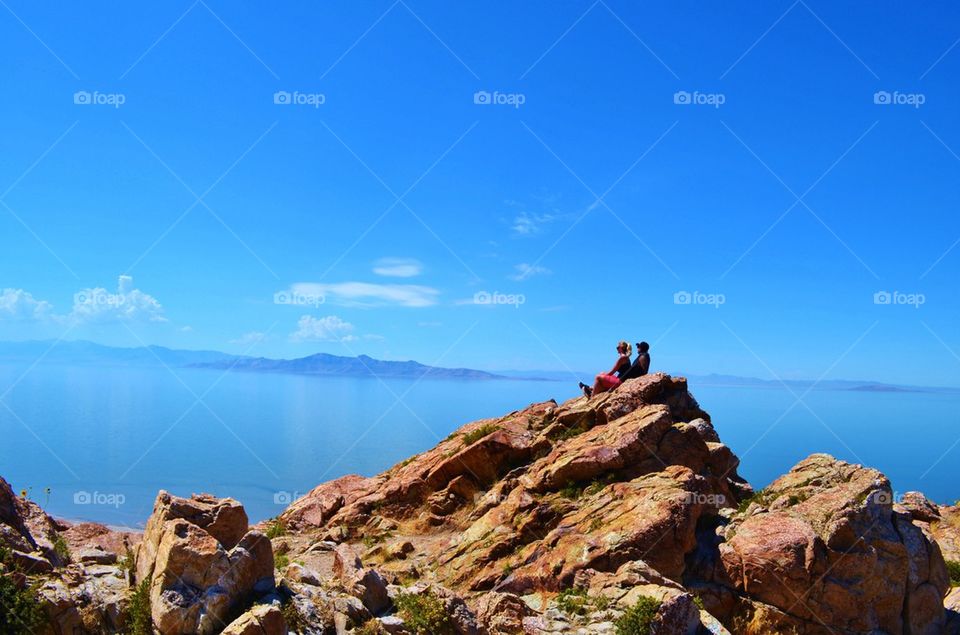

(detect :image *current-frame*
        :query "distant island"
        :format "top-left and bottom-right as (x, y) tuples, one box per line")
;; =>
(0, 339), (508, 381)
(0, 340), (956, 390)
(188, 353), (507, 380)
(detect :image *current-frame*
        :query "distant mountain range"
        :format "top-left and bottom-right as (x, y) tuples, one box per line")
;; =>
(0, 340), (955, 391)
(189, 353), (506, 380)
(0, 340), (505, 380)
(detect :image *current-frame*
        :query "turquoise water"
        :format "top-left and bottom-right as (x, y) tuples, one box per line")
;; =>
(1, 364), (957, 527)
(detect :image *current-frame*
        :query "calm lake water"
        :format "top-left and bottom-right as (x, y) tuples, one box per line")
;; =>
(1, 364), (958, 527)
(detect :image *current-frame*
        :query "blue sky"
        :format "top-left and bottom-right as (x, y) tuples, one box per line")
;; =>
(1, 1), (959, 386)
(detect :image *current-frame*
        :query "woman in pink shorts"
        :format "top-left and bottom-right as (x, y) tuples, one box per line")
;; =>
(579, 341), (632, 397)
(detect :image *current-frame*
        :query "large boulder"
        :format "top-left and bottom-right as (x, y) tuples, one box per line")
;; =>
(714, 454), (950, 634)
(135, 491), (275, 635)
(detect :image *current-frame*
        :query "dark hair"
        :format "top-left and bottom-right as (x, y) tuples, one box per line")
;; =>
(638, 341), (649, 352)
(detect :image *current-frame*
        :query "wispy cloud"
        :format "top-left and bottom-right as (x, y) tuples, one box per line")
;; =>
(373, 257), (423, 278)
(509, 263), (552, 281)
(290, 315), (356, 342)
(289, 282), (439, 308)
(511, 211), (562, 237)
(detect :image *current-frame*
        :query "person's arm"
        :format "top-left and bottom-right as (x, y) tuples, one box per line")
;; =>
(608, 355), (628, 375)
(639, 354), (650, 374)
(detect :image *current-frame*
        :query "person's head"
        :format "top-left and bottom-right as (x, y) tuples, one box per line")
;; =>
(617, 341), (632, 356)
(638, 341), (649, 353)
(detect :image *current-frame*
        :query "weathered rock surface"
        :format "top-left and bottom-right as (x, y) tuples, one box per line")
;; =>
(4, 372), (959, 635)
(135, 491), (276, 635)
(710, 454), (949, 634)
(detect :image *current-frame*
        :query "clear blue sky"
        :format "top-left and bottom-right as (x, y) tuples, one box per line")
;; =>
(1, 1), (959, 386)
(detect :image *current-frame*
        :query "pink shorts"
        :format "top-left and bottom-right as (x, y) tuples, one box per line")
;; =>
(595, 374), (621, 391)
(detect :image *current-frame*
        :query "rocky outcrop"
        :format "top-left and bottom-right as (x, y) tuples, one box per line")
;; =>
(134, 491), (277, 635)
(705, 454), (949, 634)
(4, 372), (958, 635)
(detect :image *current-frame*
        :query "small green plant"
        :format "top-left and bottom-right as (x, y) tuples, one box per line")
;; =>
(0, 573), (46, 635)
(394, 590), (453, 635)
(589, 517), (603, 532)
(560, 483), (584, 500)
(556, 588), (612, 616)
(693, 595), (705, 610)
(555, 421), (589, 441)
(281, 599), (310, 633)
(614, 596), (661, 635)
(274, 553), (289, 571)
(555, 588), (590, 615)
(361, 531), (392, 549)
(51, 532), (71, 565)
(124, 579), (152, 635)
(947, 560), (960, 587)
(265, 518), (286, 539)
(118, 547), (136, 575)
(736, 489), (772, 514)
(461, 424), (499, 447)
(355, 620), (384, 635)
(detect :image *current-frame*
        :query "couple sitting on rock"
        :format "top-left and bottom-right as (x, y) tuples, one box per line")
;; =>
(579, 341), (650, 397)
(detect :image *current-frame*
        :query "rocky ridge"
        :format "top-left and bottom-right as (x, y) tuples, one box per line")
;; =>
(1, 372), (958, 634)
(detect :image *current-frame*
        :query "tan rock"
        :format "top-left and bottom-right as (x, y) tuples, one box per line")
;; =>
(221, 604), (286, 635)
(717, 454), (949, 634)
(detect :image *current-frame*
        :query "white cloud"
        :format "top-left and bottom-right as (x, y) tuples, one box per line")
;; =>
(0, 276), (166, 325)
(290, 315), (356, 342)
(0, 289), (54, 321)
(509, 263), (551, 281)
(289, 282), (439, 308)
(373, 257), (423, 278)
(71, 275), (166, 323)
(511, 211), (560, 236)
(230, 331), (267, 346)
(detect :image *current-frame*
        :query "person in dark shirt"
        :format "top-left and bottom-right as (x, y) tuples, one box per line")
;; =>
(579, 341), (632, 397)
(621, 341), (650, 380)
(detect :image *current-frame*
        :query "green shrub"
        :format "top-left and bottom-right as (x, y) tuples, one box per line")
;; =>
(555, 422), (589, 441)
(355, 620), (384, 634)
(560, 483), (584, 500)
(947, 560), (960, 587)
(461, 424), (499, 447)
(556, 588), (591, 615)
(0, 558), (47, 634)
(736, 489), (772, 514)
(51, 532), (71, 565)
(394, 590), (453, 635)
(264, 518), (286, 539)
(124, 579), (152, 635)
(281, 599), (310, 633)
(555, 587), (613, 616)
(614, 596), (661, 635)
(274, 553), (289, 571)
